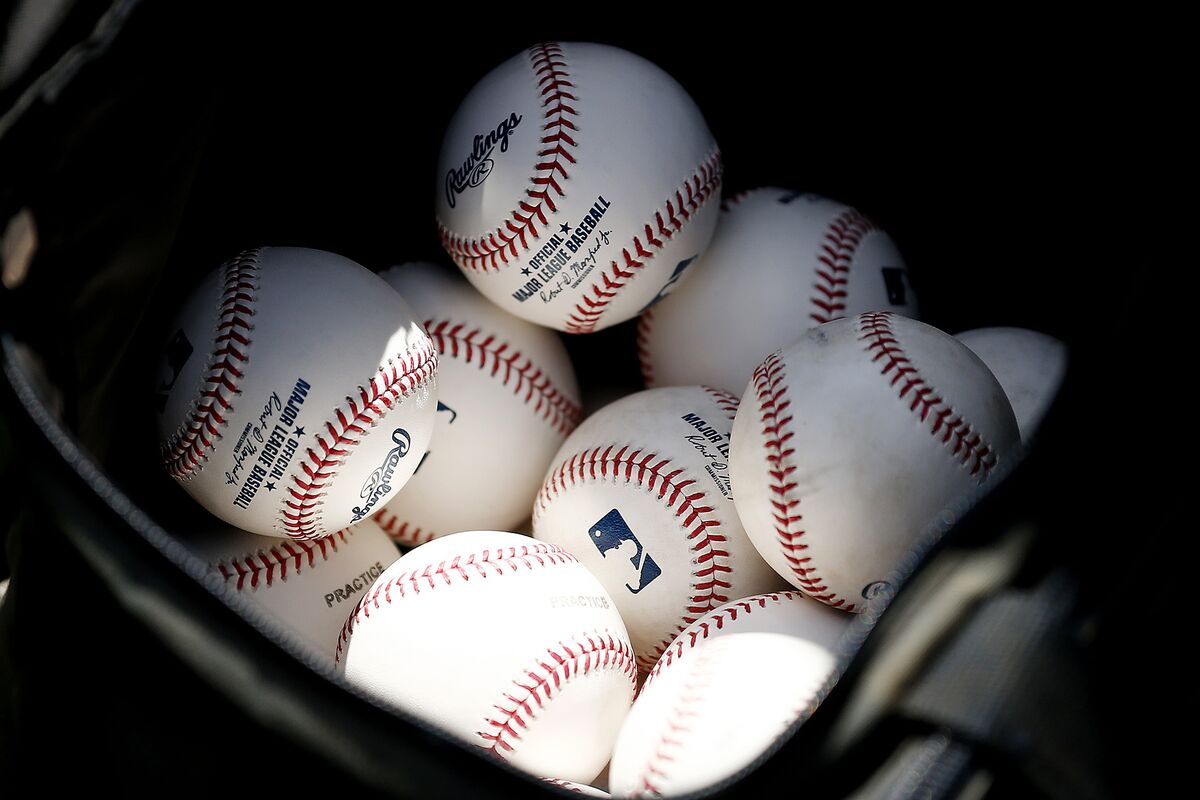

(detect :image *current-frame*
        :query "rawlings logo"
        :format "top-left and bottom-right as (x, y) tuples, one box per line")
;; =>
(444, 111), (523, 209)
(350, 428), (411, 523)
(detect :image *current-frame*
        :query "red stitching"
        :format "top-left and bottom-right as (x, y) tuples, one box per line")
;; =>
(636, 638), (720, 795)
(281, 338), (439, 540)
(425, 318), (582, 436)
(163, 248), (261, 479)
(214, 528), (351, 590)
(533, 446), (732, 671)
(719, 188), (757, 212)
(372, 507), (435, 547)
(753, 354), (853, 610)
(700, 386), (739, 421)
(563, 150), (723, 335)
(439, 43), (580, 273)
(540, 778), (592, 793)
(636, 306), (657, 388)
(476, 631), (637, 760)
(858, 312), (999, 481)
(809, 209), (877, 325)
(334, 542), (578, 663)
(644, 591), (803, 687)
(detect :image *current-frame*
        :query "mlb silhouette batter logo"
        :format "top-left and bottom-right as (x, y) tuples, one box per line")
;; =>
(589, 509), (661, 594)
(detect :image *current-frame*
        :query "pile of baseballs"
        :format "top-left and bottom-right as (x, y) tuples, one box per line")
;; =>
(154, 42), (1067, 797)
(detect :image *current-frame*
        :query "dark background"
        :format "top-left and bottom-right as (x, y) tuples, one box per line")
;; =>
(0, 2), (1187, 796)
(5, 6), (1160, 514)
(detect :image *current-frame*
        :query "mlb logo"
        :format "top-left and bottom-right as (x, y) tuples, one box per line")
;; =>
(589, 509), (661, 594)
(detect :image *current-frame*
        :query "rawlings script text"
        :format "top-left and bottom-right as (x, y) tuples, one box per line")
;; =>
(444, 112), (522, 209)
(350, 428), (411, 522)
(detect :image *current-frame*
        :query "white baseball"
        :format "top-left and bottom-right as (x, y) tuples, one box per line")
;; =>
(611, 592), (849, 797)
(532, 387), (784, 672)
(157, 247), (438, 539)
(541, 778), (610, 797)
(180, 518), (400, 661)
(955, 327), (1067, 444)
(436, 42), (722, 333)
(638, 189), (919, 394)
(372, 262), (581, 546)
(335, 531), (635, 783)
(730, 313), (1020, 610)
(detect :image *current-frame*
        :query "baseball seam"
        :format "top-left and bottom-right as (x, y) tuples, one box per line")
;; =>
(636, 307), (657, 387)
(425, 318), (582, 436)
(810, 209), (877, 325)
(372, 507), (435, 548)
(719, 188), (758, 212)
(281, 338), (438, 540)
(637, 627), (832, 797)
(634, 640), (720, 797)
(700, 386), (739, 421)
(643, 591), (802, 688)
(563, 149), (723, 334)
(439, 42), (579, 271)
(334, 542), (578, 663)
(477, 630), (637, 761)
(753, 354), (854, 609)
(163, 248), (261, 479)
(858, 312), (999, 480)
(213, 528), (352, 590)
(534, 446), (733, 672)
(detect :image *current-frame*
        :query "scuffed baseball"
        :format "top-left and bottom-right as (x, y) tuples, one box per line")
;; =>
(730, 313), (1020, 610)
(611, 592), (849, 797)
(436, 42), (722, 333)
(180, 518), (400, 661)
(638, 189), (918, 394)
(955, 327), (1067, 443)
(157, 247), (438, 538)
(336, 531), (635, 783)
(533, 387), (784, 672)
(372, 262), (581, 546)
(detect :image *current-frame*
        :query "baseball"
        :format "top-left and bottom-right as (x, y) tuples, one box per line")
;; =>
(532, 386), (784, 672)
(435, 42), (722, 333)
(638, 189), (919, 394)
(372, 262), (581, 546)
(955, 327), (1067, 443)
(180, 518), (400, 661)
(335, 531), (635, 783)
(157, 247), (439, 539)
(541, 778), (610, 797)
(611, 592), (849, 797)
(730, 313), (1021, 610)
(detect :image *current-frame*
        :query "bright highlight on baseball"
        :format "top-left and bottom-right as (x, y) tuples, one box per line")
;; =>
(156, 247), (439, 539)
